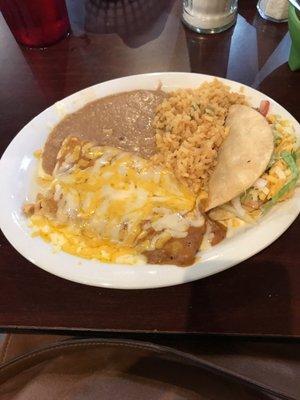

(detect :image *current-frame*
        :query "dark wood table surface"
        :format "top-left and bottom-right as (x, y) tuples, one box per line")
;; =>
(0, 0), (299, 336)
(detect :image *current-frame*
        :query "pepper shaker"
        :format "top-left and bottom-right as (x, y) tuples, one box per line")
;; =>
(257, 0), (289, 22)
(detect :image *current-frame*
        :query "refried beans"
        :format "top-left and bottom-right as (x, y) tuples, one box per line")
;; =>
(42, 90), (167, 175)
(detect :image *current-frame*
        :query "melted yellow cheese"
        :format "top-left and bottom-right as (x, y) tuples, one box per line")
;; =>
(29, 139), (203, 264)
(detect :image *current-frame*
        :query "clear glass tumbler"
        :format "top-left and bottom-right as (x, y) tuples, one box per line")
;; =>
(182, 0), (238, 34)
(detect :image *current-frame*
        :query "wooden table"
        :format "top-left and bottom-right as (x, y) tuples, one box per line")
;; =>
(0, 0), (299, 336)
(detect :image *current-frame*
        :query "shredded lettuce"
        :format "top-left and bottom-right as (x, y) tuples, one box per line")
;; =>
(221, 204), (255, 224)
(282, 151), (298, 176)
(267, 152), (277, 169)
(293, 148), (300, 162)
(262, 151), (299, 213)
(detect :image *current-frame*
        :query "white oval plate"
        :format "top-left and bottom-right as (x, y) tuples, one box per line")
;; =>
(0, 73), (299, 289)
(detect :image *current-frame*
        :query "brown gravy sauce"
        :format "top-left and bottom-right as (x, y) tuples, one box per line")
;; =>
(144, 226), (207, 267)
(42, 89), (167, 175)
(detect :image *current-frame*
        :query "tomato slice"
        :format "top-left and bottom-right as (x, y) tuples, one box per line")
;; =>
(259, 100), (270, 117)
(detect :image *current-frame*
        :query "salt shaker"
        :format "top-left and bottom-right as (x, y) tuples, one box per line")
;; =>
(257, 0), (289, 22)
(182, 0), (238, 34)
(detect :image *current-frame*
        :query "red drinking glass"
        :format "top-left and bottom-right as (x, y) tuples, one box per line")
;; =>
(0, 0), (70, 47)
